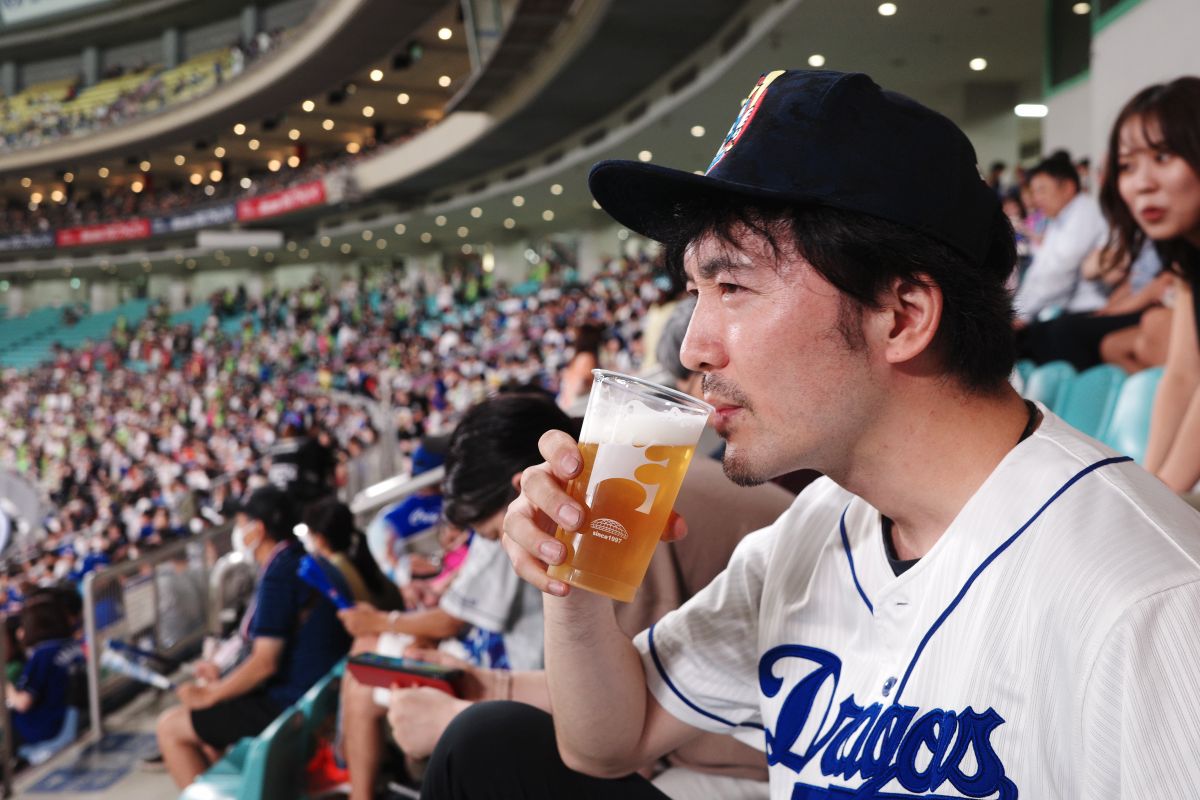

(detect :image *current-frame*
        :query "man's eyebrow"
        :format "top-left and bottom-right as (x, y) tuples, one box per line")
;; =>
(687, 254), (751, 282)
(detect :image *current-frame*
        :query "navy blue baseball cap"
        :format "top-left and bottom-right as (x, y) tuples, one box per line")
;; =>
(589, 70), (1000, 267)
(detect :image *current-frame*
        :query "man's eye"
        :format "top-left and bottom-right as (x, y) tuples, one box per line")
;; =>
(719, 283), (742, 295)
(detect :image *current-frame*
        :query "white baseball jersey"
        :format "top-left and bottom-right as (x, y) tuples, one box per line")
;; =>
(634, 407), (1200, 799)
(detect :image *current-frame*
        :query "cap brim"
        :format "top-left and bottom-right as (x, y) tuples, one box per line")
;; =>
(587, 159), (806, 244)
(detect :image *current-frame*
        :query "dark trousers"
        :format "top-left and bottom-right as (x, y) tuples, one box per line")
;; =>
(420, 701), (670, 800)
(1017, 310), (1144, 370)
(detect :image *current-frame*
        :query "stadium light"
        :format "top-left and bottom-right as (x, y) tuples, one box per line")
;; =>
(808, 54), (826, 68)
(139, 160), (151, 172)
(690, 125), (705, 138)
(503, 218), (516, 229)
(438, 75), (452, 88)
(550, 183), (563, 195)
(323, 119), (335, 131)
(248, 139), (261, 150)
(457, 226), (469, 237)
(638, 150), (652, 162)
(346, 142), (361, 154)
(268, 159), (281, 172)
(376, 239), (387, 249)
(288, 128), (301, 140)
(50, 189), (64, 203)
(394, 223), (407, 234)
(340, 243), (353, 254)
(190, 173), (203, 185)
(320, 236), (332, 247)
(420, 232), (433, 243)
(362, 230), (374, 241)
(438, 27), (452, 40)
(362, 106), (375, 118)
(512, 195), (525, 207)
(19, 177), (30, 188)
(1073, 2), (1091, 13)
(461, 244), (473, 255)
(470, 206), (483, 218)
(287, 155), (300, 168)
(30, 191), (43, 203)
(210, 169), (223, 182)
(174, 154), (186, 165)
(434, 215), (447, 226)
(396, 92), (410, 105)
(878, 2), (897, 15)
(1014, 103), (1049, 118)
(63, 172), (74, 183)
(98, 167), (109, 178)
(299, 248), (309, 259)
(969, 57), (988, 71)
(240, 177), (252, 189)
(302, 100), (316, 112)
(233, 123), (246, 135)
(370, 69), (384, 82)
(542, 210), (555, 221)
(130, 180), (143, 193)
(214, 146), (226, 157)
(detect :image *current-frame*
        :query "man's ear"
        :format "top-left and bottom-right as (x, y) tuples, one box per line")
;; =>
(872, 275), (943, 367)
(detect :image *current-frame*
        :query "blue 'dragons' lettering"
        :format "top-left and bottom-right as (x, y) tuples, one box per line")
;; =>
(759, 645), (1018, 799)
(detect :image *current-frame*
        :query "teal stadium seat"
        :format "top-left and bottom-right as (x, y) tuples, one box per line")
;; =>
(182, 710), (306, 800)
(1022, 361), (1076, 414)
(1057, 364), (1127, 439)
(1100, 367), (1164, 464)
(1015, 359), (1035, 387)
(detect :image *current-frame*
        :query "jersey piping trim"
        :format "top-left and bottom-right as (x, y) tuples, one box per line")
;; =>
(647, 622), (766, 732)
(892, 454), (1133, 703)
(839, 507), (874, 615)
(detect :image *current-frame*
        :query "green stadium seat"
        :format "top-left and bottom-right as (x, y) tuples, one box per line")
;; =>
(1015, 359), (1035, 386)
(1022, 361), (1076, 414)
(1057, 364), (1127, 438)
(1100, 367), (1164, 464)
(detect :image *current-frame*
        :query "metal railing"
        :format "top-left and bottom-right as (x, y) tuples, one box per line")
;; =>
(80, 523), (254, 741)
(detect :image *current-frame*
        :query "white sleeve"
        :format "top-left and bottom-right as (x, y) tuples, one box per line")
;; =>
(1081, 581), (1200, 798)
(438, 537), (516, 632)
(1014, 204), (1107, 321)
(632, 525), (775, 735)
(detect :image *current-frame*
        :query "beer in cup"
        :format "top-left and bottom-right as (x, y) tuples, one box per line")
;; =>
(547, 370), (713, 602)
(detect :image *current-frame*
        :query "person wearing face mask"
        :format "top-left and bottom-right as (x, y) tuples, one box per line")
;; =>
(155, 485), (351, 789)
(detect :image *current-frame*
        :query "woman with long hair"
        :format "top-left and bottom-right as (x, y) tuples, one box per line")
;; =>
(303, 496), (404, 612)
(1099, 76), (1200, 493)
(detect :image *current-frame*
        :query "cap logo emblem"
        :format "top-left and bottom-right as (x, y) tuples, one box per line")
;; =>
(706, 69), (784, 174)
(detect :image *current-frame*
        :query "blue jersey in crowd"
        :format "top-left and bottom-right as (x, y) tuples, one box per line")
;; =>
(13, 638), (82, 745)
(249, 542), (351, 709)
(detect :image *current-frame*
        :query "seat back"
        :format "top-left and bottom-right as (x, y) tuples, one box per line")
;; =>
(1100, 367), (1164, 464)
(1058, 364), (1127, 438)
(1023, 361), (1077, 413)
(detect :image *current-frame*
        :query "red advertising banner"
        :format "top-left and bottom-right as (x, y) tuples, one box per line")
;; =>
(56, 218), (152, 247)
(236, 180), (327, 221)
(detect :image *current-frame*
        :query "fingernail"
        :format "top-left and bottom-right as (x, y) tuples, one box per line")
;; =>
(547, 580), (568, 596)
(539, 541), (564, 563)
(559, 453), (581, 475)
(559, 504), (581, 528)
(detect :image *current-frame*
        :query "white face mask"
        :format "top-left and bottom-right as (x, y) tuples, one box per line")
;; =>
(232, 522), (261, 562)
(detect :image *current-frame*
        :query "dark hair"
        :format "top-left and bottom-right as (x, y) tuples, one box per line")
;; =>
(572, 324), (604, 358)
(1002, 189), (1027, 220)
(1100, 76), (1200, 288)
(1027, 152), (1081, 191)
(660, 197), (1018, 392)
(443, 394), (580, 528)
(20, 592), (72, 647)
(304, 496), (397, 605)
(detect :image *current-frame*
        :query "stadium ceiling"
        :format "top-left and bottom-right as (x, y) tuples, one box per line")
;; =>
(0, 0), (1045, 275)
(315, 0), (1046, 258)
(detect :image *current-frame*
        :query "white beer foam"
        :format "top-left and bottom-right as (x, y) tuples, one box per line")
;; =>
(580, 399), (707, 446)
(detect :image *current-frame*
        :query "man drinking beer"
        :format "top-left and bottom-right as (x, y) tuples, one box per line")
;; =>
(421, 70), (1200, 799)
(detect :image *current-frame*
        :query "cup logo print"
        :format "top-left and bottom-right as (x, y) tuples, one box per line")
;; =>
(584, 443), (691, 544)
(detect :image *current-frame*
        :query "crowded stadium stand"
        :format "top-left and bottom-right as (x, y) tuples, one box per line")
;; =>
(0, 0), (1197, 797)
